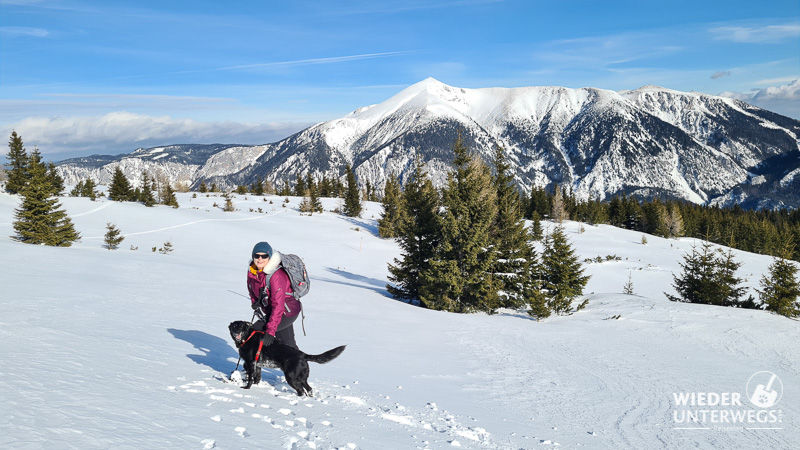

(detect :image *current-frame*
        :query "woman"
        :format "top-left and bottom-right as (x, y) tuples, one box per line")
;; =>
(247, 241), (302, 349)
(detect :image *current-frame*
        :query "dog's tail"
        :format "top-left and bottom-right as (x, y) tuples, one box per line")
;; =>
(304, 345), (346, 364)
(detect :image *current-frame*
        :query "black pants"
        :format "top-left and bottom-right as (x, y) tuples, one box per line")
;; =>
(254, 313), (299, 349)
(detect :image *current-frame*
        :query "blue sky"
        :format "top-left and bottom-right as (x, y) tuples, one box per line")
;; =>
(1, 0), (798, 158)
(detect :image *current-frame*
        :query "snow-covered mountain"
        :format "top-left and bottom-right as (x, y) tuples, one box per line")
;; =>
(56, 78), (800, 208)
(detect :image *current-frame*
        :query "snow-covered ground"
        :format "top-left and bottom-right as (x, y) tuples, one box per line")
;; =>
(1, 191), (797, 449)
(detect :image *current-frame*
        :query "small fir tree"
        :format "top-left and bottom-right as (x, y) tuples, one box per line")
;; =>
(758, 243), (800, 318)
(4, 131), (29, 195)
(623, 271), (635, 295)
(12, 152), (80, 246)
(139, 172), (156, 207)
(104, 222), (125, 250)
(199, 181), (208, 193)
(108, 167), (133, 201)
(161, 183), (179, 208)
(539, 226), (590, 315)
(377, 173), (405, 238)
(343, 164), (362, 217)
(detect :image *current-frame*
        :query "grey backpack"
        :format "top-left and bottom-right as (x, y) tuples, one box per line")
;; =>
(268, 253), (310, 299)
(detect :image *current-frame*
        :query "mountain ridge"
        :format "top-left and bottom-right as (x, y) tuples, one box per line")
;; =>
(56, 78), (800, 209)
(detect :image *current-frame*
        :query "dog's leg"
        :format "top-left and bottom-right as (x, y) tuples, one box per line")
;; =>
(242, 361), (255, 389)
(253, 366), (262, 385)
(303, 381), (313, 397)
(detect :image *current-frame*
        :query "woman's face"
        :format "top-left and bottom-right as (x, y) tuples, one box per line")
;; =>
(253, 253), (269, 270)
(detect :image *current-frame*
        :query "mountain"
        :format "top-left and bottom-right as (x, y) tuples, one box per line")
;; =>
(56, 78), (800, 208)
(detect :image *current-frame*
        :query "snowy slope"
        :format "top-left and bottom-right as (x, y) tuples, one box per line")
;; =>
(1, 191), (798, 449)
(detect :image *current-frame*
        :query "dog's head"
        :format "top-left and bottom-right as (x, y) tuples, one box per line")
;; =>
(228, 320), (254, 348)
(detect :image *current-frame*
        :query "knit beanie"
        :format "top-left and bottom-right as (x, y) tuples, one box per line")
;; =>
(251, 241), (273, 259)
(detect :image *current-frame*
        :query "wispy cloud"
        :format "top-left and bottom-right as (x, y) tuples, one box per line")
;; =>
(711, 71), (731, 79)
(219, 51), (414, 71)
(329, 0), (504, 16)
(710, 23), (800, 43)
(0, 26), (49, 37)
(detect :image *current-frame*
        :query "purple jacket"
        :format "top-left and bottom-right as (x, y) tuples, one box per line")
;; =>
(247, 263), (301, 336)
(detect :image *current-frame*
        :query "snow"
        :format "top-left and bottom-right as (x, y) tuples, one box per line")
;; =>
(1, 191), (799, 449)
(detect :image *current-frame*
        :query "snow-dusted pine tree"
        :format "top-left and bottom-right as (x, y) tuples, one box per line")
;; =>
(387, 157), (440, 302)
(12, 152), (80, 246)
(758, 243), (800, 318)
(419, 134), (498, 313)
(377, 172), (405, 238)
(540, 226), (590, 315)
(104, 222), (124, 250)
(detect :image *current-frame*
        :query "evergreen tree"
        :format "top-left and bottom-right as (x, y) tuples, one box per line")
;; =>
(199, 181), (208, 193)
(718, 235), (747, 306)
(539, 226), (590, 315)
(252, 176), (265, 195)
(343, 164), (362, 217)
(666, 237), (743, 306)
(108, 167), (133, 201)
(12, 152), (80, 246)
(419, 135), (499, 313)
(490, 144), (536, 309)
(294, 174), (306, 197)
(527, 185), (549, 219)
(47, 162), (65, 196)
(758, 243), (800, 318)
(104, 222), (125, 250)
(139, 172), (156, 206)
(377, 173), (405, 238)
(387, 157), (441, 301)
(223, 193), (235, 212)
(161, 183), (179, 208)
(298, 178), (323, 214)
(4, 131), (29, 195)
(70, 180), (84, 197)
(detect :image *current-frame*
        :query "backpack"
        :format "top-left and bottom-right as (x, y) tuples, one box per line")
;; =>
(267, 253), (310, 299)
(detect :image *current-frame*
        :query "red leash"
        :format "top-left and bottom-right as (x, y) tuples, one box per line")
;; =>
(241, 330), (266, 364)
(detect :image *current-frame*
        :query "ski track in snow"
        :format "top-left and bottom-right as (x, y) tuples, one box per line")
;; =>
(168, 370), (498, 449)
(82, 207), (288, 239)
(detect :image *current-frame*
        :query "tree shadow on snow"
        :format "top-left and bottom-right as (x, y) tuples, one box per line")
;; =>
(167, 328), (239, 373)
(338, 215), (379, 237)
(316, 267), (390, 297)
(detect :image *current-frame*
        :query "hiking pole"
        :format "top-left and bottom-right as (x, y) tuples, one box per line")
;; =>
(230, 309), (258, 381)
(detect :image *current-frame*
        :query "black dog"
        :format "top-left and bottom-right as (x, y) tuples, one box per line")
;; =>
(228, 320), (345, 396)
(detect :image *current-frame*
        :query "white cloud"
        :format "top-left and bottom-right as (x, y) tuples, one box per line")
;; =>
(1, 112), (311, 158)
(719, 79), (800, 119)
(0, 26), (49, 37)
(710, 23), (800, 43)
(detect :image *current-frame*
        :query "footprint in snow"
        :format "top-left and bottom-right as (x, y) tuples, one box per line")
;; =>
(235, 426), (249, 438)
(201, 438), (215, 449)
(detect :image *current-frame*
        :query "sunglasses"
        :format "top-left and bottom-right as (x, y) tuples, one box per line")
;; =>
(253, 254), (269, 260)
